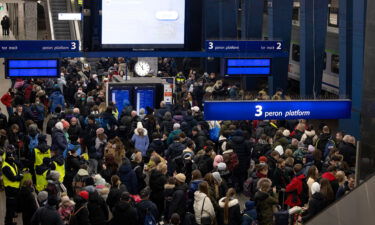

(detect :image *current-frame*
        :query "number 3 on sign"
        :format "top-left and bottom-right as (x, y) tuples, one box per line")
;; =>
(208, 42), (214, 50)
(71, 42), (77, 50)
(255, 105), (263, 117)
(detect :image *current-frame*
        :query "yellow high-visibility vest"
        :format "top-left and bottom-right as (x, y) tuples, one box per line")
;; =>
(2, 161), (20, 189)
(34, 148), (51, 168)
(53, 161), (65, 183)
(35, 170), (49, 192)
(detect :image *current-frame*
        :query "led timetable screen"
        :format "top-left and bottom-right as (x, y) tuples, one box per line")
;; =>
(102, 0), (185, 48)
(111, 89), (131, 115)
(136, 88), (155, 114)
(225, 58), (271, 76)
(5, 59), (60, 78)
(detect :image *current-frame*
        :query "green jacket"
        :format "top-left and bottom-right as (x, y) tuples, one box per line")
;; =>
(254, 191), (279, 225)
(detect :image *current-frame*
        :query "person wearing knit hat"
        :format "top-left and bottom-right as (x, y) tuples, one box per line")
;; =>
(213, 155), (224, 168)
(212, 172), (222, 184)
(217, 162), (227, 171)
(283, 129), (291, 137)
(79, 190), (89, 200)
(308, 145), (315, 153)
(275, 145), (284, 156)
(174, 173), (186, 183)
(96, 127), (105, 135)
(55, 121), (64, 131)
(259, 156), (268, 163)
(61, 120), (70, 130)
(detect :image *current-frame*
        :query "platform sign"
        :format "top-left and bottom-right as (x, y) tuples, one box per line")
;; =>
(204, 100), (352, 120)
(205, 41), (284, 52)
(0, 40), (79, 52)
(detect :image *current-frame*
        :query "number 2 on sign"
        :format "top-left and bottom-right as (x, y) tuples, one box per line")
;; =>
(276, 42), (282, 50)
(255, 105), (263, 117)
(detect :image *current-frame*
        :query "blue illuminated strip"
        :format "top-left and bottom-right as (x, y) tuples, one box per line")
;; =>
(227, 59), (271, 67)
(227, 67), (270, 75)
(8, 68), (58, 77)
(8, 60), (58, 68)
(204, 100), (352, 120)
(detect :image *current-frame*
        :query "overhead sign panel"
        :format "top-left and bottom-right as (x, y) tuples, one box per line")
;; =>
(5, 59), (60, 78)
(205, 41), (284, 52)
(0, 40), (79, 52)
(58, 13), (82, 21)
(204, 100), (352, 120)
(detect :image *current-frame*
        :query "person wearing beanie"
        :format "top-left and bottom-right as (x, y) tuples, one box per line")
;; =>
(212, 171), (228, 199)
(213, 155), (224, 168)
(308, 145), (315, 153)
(51, 121), (68, 156)
(259, 156), (268, 164)
(300, 182), (326, 223)
(131, 122), (149, 157)
(274, 145), (284, 156)
(169, 173), (188, 220)
(31, 195), (64, 225)
(242, 200), (257, 225)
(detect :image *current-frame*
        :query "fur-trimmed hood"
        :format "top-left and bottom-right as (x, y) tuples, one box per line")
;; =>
(218, 197), (239, 208)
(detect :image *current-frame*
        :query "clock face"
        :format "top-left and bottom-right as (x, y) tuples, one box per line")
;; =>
(135, 61), (151, 76)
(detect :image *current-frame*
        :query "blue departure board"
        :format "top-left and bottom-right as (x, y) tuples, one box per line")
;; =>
(225, 58), (271, 76)
(111, 89), (130, 115)
(136, 88), (155, 114)
(5, 59), (60, 78)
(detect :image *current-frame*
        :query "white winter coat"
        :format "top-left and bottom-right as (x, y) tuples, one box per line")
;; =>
(193, 191), (216, 225)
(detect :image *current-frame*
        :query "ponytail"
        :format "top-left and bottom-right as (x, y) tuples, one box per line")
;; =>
(224, 188), (236, 225)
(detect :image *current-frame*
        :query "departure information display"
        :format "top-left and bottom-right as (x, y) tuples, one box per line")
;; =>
(102, 0), (185, 48)
(5, 59), (60, 78)
(136, 88), (155, 114)
(225, 58), (271, 76)
(111, 89), (130, 115)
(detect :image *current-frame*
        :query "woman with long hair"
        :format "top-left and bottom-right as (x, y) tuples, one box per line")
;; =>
(218, 188), (241, 225)
(306, 165), (319, 198)
(320, 178), (335, 205)
(193, 181), (216, 225)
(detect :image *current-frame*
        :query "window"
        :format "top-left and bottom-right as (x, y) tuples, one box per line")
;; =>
(292, 1), (300, 25)
(328, 0), (339, 27)
(331, 54), (339, 74)
(292, 44), (300, 62)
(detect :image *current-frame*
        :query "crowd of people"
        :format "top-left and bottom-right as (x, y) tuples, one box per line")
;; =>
(0, 57), (357, 225)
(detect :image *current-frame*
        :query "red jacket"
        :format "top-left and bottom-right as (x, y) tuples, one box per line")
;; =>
(285, 174), (305, 207)
(322, 172), (336, 182)
(1, 92), (12, 107)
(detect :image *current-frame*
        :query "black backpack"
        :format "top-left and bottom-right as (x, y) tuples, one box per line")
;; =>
(300, 177), (309, 205)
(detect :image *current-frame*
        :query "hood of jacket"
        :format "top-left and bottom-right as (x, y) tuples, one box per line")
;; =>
(231, 134), (245, 144)
(254, 191), (270, 202)
(119, 163), (132, 174)
(218, 197), (239, 208)
(194, 191), (208, 202)
(77, 168), (89, 176)
(322, 172), (336, 181)
(305, 130), (316, 137)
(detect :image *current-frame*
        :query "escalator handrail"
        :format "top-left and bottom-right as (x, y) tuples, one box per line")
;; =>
(46, 0), (55, 40)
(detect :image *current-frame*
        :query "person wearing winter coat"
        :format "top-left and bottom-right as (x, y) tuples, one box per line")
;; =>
(254, 178), (279, 225)
(300, 182), (327, 223)
(109, 192), (138, 225)
(31, 195), (64, 225)
(87, 190), (109, 225)
(118, 159), (138, 194)
(136, 187), (159, 225)
(71, 194), (91, 225)
(168, 173), (188, 221)
(193, 181), (216, 225)
(338, 135), (356, 167)
(106, 175), (128, 212)
(149, 163), (168, 215)
(17, 179), (39, 225)
(148, 133), (166, 156)
(301, 127), (318, 146)
(131, 122), (149, 157)
(161, 111), (175, 134)
(241, 200), (257, 225)
(165, 136), (186, 175)
(51, 122), (68, 156)
(218, 188), (241, 225)
(50, 89), (65, 113)
(192, 126), (207, 151)
(285, 164), (306, 207)
(58, 195), (75, 224)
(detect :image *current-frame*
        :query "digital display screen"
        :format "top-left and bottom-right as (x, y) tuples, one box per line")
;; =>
(111, 89), (131, 115)
(6, 59), (60, 78)
(225, 58), (271, 76)
(136, 88), (155, 114)
(102, 0), (185, 48)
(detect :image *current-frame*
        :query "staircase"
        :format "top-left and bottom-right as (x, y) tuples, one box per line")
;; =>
(50, 0), (72, 40)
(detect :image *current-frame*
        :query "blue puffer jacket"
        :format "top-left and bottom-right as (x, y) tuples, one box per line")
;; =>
(49, 91), (65, 113)
(118, 163), (138, 195)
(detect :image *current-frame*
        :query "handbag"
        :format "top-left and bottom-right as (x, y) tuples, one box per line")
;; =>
(200, 197), (213, 225)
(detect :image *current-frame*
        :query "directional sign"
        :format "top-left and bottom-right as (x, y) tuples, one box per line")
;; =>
(204, 100), (352, 120)
(0, 40), (79, 52)
(205, 40), (284, 52)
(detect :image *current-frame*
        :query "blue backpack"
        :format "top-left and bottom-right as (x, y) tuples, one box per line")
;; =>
(28, 134), (39, 153)
(144, 209), (156, 225)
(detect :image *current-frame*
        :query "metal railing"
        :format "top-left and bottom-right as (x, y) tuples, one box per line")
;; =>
(46, 0), (55, 40)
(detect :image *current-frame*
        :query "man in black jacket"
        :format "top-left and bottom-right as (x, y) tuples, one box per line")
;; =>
(137, 187), (159, 225)
(31, 195), (64, 225)
(109, 192), (138, 225)
(168, 173), (188, 222)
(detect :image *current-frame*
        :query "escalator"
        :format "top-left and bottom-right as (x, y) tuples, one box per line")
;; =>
(306, 173), (375, 225)
(49, 0), (71, 40)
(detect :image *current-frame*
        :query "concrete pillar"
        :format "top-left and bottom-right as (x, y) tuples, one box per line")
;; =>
(24, 1), (37, 40)
(17, 2), (25, 39)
